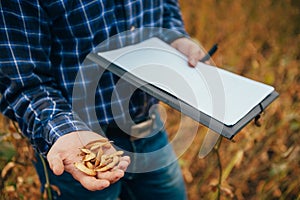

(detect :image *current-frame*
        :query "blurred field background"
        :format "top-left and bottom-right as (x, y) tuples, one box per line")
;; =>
(0, 0), (299, 199)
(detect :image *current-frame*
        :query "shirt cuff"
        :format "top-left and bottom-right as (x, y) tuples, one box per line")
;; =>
(37, 112), (91, 156)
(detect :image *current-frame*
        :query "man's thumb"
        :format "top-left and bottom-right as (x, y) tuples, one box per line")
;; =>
(47, 153), (64, 175)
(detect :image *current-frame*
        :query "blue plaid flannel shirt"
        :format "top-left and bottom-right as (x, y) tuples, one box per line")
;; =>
(0, 0), (187, 155)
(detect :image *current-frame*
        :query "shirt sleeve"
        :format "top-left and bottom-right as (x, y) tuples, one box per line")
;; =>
(0, 1), (91, 156)
(162, 0), (189, 42)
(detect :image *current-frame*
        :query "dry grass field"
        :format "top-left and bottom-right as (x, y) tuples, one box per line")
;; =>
(1, 0), (299, 199)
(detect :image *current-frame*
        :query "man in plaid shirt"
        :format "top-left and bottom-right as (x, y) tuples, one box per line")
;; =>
(0, 0), (205, 199)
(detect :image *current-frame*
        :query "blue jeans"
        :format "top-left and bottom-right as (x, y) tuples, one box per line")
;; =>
(34, 118), (187, 200)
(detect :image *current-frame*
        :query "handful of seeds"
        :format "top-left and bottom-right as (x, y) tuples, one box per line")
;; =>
(74, 138), (124, 176)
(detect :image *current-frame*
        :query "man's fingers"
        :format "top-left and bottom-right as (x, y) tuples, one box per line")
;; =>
(97, 170), (124, 183)
(97, 155), (130, 183)
(188, 58), (197, 67)
(79, 176), (110, 191)
(47, 153), (65, 175)
(171, 37), (208, 67)
(66, 163), (111, 191)
(96, 155), (130, 184)
(188, 48), (205, 67)
(117, 156), (130, 171)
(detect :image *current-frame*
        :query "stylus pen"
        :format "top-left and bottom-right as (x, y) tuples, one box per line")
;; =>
(200, 43), (218, 62)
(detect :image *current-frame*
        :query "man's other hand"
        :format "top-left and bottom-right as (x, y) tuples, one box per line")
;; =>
(171, 37), (207, 67)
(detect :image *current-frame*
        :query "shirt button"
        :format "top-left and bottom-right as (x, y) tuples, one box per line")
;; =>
(130, 26), (136, 32)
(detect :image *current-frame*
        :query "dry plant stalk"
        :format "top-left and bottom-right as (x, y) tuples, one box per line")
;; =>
(74, 139), (124, 176)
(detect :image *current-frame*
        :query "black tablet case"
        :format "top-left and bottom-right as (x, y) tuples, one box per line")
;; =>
(86, 42), (278, 140)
